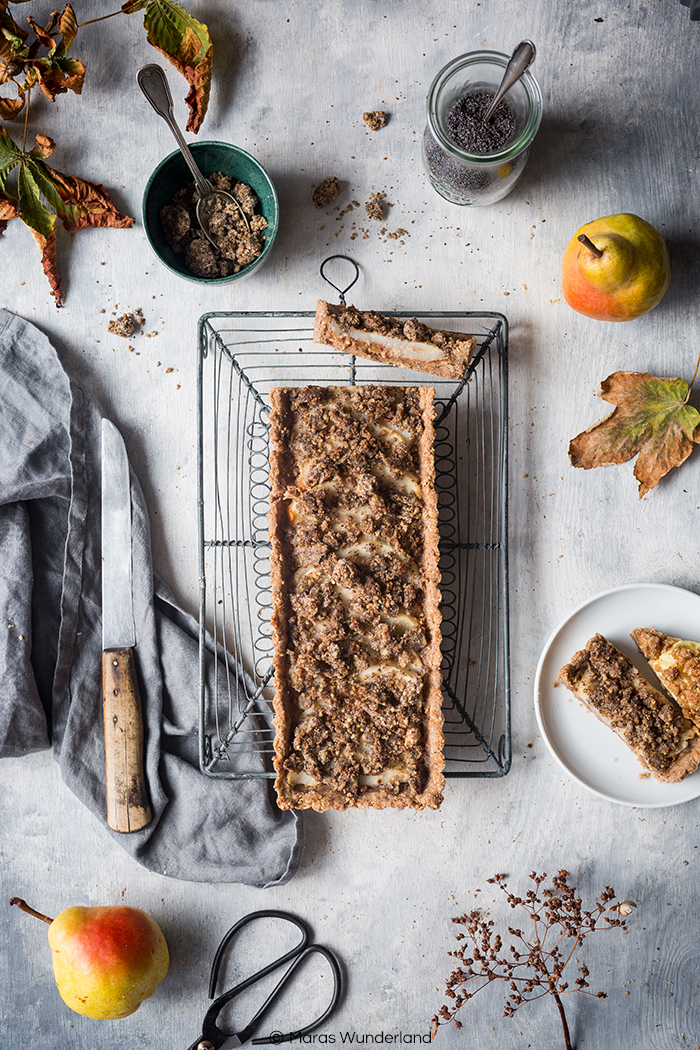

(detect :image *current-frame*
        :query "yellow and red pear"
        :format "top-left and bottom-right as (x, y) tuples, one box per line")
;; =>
(10, 897), (169, 1020)
(561, 213), (670, 321)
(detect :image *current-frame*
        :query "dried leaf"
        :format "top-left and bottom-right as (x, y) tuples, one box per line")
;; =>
(31, 164), (134, 232)
(31, 133), (55, 159)
(0, 190), (20, 234)
(0, 95), (23, 118)
(0, 128), (133, 306)
(0, 29), (12, 68)
(0, 122), (21, 175)
(17, 158), (61, 304)
(26, 15), (58, 52)
(58, 3), (78, 51)
(0, 9), (30, 83)
(569, 371), (700, 498)
(35, 54), (86, 101)
(125, 0), (212, 132)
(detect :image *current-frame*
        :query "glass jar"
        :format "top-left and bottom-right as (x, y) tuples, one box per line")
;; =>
(422, 50), (543, 206)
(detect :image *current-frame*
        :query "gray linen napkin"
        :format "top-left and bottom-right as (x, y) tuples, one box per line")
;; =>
(0, 308), (302, 886)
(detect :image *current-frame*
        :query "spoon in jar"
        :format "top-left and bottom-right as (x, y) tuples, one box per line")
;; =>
(481, 40), (536, 125)
(136, 64), (249, 243)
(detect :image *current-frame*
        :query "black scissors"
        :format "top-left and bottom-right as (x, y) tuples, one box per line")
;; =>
(186, 909), (343, 1049)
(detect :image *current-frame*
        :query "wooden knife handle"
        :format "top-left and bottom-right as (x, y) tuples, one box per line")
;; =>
(102, 647), (152, 833)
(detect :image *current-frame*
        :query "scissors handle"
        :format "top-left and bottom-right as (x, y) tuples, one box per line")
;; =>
(248, 945), (343, 1045)
(196, 910), (342, 1050)
(209, 910), (310, 998)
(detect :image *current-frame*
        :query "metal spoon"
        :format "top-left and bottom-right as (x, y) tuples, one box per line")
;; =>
(136, 64), (249, 243)
(481, 40), (536, 125)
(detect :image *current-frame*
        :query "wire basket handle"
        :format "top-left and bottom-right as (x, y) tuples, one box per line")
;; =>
(319, 255), (359, 305)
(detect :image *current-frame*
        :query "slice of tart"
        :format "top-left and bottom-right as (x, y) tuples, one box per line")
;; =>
(631, 627), (700, 725)
(557, 633), (700, 783)
(313, 300), (476, 380)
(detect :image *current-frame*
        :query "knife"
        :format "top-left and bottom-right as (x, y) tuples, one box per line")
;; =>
(101, 418), (152, 833)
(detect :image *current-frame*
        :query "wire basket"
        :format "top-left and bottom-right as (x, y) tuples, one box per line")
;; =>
(197, 310), (510, 781)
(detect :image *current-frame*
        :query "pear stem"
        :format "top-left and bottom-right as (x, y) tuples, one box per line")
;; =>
(578, 233), (604, 259)
(9, 898), (54, 925)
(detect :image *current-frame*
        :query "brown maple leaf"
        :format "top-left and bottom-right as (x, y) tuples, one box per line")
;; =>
(569, 370), (700, 498)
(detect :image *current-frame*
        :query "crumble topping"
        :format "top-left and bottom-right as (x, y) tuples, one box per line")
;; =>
(269, 385), (443, 809)
(558, 634), (698, 777)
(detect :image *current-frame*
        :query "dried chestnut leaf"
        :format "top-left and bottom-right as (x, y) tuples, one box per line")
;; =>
(0, 127), (133, 306)
(122, 0), (212, 132)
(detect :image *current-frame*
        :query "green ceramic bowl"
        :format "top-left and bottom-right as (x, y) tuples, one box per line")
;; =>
(142, 141), (278, 284)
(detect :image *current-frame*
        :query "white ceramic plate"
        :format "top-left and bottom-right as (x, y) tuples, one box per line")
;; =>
(534, 583), (700, 808)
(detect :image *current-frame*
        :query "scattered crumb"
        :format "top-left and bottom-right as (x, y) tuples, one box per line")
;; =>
(107, 312), (141, 338)
(312, 176), (341, 208)
(386, 228), (407, 240)
(365, 191), (386, 221)
(363, 110), (388, 130)
(165, 367), (173, 373)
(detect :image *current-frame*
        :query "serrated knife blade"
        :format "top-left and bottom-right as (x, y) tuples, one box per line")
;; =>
(101, 419), (152, 833)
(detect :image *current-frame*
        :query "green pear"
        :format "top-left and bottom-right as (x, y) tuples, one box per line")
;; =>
(561, 213), (671, 321)
(10, 896), (169, 1020)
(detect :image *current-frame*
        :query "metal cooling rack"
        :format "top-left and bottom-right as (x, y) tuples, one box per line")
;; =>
(197, 310), (510, 781)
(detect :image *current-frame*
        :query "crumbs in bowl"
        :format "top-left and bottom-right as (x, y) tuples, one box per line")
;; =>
(159, 172), (268, 278)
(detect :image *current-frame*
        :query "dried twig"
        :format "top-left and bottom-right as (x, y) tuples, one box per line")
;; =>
(432, 870), (636, 1050)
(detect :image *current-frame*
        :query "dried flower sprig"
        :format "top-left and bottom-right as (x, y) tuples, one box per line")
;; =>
(432, 870), (636, 1050)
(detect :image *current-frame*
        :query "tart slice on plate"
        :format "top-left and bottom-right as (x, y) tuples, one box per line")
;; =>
(557, 633), (700, 783)
(631, 627), (700, 725)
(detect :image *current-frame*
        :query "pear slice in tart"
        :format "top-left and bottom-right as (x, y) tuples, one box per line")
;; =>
(557, 633), (700, 783)
(631, 627), (700, 725)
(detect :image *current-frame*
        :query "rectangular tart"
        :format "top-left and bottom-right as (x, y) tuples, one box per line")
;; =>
(631, 627), (700, 725)
(557, 633), (700, 783)
(313, 300), (476, 379)
(267, 384), (444, 811)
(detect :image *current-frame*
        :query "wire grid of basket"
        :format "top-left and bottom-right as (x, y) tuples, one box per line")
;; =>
(196, 310), (510, 780)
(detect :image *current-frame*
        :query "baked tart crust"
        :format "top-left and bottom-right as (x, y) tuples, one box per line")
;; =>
(268, 384), (444, 811)
(557, 633), (700, 783)
(313, 300), (476, 380)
